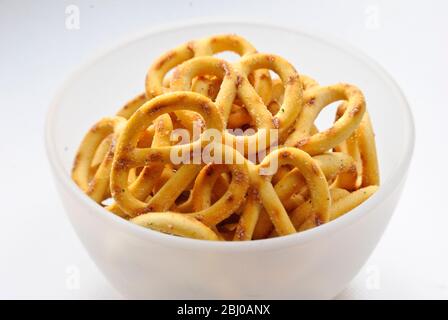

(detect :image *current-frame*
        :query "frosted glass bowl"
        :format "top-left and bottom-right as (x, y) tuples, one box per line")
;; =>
(45, 21), (414, 299)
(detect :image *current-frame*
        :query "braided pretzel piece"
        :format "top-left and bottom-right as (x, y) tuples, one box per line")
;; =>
(285, 83), (366, 155)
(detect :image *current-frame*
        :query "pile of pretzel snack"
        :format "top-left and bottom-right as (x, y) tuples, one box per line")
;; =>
(72, 34), (379, 241)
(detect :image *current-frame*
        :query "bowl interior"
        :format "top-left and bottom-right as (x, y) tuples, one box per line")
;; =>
(48, 22), (413, 200)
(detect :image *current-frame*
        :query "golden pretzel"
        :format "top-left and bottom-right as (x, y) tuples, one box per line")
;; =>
(334, 106), (380, 188)
(235, 147), (330, 240)
(145, 34), (270, 100)
(240, 152), (357, 239)
(72, 116), (126, 203)
(189, 161), (249, 226)
(170, 53), (303, 154)
(106, 113), (174, 217)
(132, 212), (219, 241)
(110, 92), (225, 216)
(285, 83), (366, 155)
(72, 34), (380, 242)
(291, 185), (378, 231)
(122, 142), (249, 238)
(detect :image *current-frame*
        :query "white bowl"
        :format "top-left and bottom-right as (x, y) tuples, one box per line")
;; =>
(45, 21), (414, 299)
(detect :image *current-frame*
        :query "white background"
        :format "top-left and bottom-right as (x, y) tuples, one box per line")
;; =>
(1, 0), (447, 299)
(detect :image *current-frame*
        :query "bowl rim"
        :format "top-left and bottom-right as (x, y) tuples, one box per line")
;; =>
(45, 18), (415, 252)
